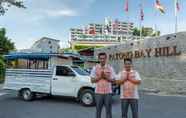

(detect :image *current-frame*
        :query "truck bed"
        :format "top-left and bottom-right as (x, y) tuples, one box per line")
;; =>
(3, 69), (53, 94)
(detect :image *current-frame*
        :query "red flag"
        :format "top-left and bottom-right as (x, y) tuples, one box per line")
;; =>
(155, 0), (165, 14)
(124, 0), (129, 12)
(89, 27), (96, 35)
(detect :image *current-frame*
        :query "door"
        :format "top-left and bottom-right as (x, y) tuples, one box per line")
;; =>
(52, 66), (77, 96)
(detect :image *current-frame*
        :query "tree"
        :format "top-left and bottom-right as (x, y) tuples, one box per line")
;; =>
(0, 56), (5, 82)
(152, 31), (160, 37)
(132, 27), (161, 37)
(0, 28), (15, 55)
(0, 0), (26, 15)
(132, 27), (140, 36)
(74, 45), (103, 51)
(0, 28), (15, 82)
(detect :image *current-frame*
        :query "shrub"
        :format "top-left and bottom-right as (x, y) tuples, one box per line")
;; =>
(0, 57), (5, 83)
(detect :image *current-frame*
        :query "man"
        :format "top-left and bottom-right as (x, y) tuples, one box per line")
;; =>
(116, 58), (141, 118)
(90, 52), (115, 118)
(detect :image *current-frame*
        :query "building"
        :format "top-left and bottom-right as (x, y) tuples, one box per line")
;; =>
(31, 37), (60, 53)
(70, 18), (134, 49)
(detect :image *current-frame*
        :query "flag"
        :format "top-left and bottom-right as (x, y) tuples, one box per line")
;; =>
(89, 27), (96, 35)
(176, 0), (180, 11)
(113, 19), (119, 29)
(105, 17), (111, 34)
(124, 0), (129, 12)
(174, 0), (180, 33)
(175, 0), (180, 15)
(155, 0), (165, 14)
(140, 7), (144, 21)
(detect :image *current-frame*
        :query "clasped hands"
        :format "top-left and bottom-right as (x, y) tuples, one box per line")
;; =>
(96, 71), (114, 82)
(115, 74), (131, 85)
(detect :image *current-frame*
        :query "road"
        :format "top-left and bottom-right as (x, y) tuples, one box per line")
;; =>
(0, 89), (186, 118)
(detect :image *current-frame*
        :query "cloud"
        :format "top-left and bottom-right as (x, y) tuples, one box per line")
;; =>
(1, 0), (97, 49)
(45, 9), (78, 17)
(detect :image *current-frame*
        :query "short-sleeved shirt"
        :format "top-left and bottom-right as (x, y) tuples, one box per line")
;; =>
(90, 64), (115, 94)
(117, 70), (141, 99)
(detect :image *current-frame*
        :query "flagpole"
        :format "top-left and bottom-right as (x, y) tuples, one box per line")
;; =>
(154, 4), (158, 37)
(126, 14), (129, 40)
(115, 19), (120, 42)
(175, 12), (178, 33)
(126, 0), (129, 41)
(139, 0), (143, 40)
(140, 19), (142, 40)
(175, 0), (178, 34)
(111, 18), (114, 41)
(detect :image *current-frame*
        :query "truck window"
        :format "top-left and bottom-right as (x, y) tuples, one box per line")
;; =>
(71, 66), (89, 76)
(56, 66), (75, 76)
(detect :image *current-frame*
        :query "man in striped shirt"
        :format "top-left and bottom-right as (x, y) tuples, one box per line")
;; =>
(90, 52), (115, 118)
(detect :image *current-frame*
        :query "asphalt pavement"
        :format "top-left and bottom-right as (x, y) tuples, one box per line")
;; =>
(0, 89), (186, 118)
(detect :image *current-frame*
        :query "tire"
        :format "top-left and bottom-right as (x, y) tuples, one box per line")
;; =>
(21, 89), (35, 101)
(79, 89), (95, 106)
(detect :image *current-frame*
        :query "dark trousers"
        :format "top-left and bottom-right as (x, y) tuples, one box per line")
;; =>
(95, 94), (112, 118)
(121, 99), (139, 118)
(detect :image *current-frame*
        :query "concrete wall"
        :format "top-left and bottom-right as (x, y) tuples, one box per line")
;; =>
(95, 32), (186, 95)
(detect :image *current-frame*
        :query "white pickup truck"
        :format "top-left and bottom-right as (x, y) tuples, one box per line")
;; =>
(3, 65), (96, 106)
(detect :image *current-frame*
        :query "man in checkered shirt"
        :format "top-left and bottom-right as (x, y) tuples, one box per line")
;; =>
(116, 58), (141, 118)
(90, 52), (116, 118)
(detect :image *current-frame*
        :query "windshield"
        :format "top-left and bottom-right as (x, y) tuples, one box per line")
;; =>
(71, 66), (89, 76)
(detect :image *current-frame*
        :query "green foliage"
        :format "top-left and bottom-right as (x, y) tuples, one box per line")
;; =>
(132, 27), (161, 37)
(74, 45), (103, 51)
(0, 28), (15, 83)
(132, 27), (140, 36)
(0, 56), (5, 83)
(0, 0), (26, 15)
(62, 48), (75, 52)
(152, 31), (161, 37)
(0, 28), (15, 55)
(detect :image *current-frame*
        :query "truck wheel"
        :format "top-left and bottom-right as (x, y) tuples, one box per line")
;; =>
(21, 89), (34, 101)
(80, 89), (95, 106)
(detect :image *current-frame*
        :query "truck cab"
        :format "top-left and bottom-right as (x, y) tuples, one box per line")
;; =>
(51, 65), (96, 106)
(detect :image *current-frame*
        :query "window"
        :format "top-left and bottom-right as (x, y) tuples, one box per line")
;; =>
(71, 66), (89, 76)
(56, 66), (75, 76)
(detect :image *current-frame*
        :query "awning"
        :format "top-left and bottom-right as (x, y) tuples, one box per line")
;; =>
(4, 52), (82, 60)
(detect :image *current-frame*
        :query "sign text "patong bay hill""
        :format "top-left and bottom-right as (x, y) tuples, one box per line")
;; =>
(109, 46), (181, 61)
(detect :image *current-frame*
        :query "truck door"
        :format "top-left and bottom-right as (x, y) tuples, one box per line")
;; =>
(52, 66), (76, 96)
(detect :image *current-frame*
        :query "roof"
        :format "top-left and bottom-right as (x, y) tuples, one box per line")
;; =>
(32, 37), (60, 47)
(41, 37), (60, 42)
(4, 52), (81, 60)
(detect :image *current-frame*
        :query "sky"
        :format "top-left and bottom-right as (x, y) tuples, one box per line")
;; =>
(0, 0), (186, 49)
